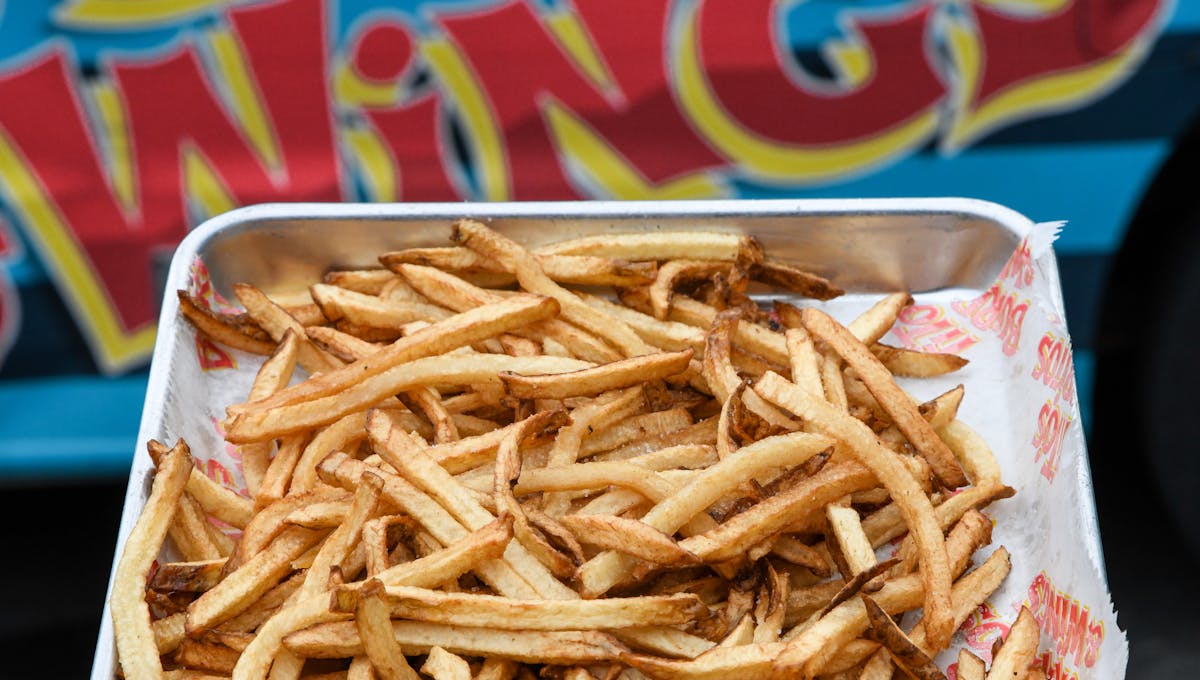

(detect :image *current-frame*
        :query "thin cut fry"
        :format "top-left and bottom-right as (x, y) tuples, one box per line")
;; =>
(111, 440), (192, 680)
(357, 579), (421, 680)
(500, 349), (693, 400)
(756, 372), (954, 653)
(422, 646), (472, 680)
(560, 514), (699, 566)
(801, 307), (967, 488)
(984, 607), (1040, 680)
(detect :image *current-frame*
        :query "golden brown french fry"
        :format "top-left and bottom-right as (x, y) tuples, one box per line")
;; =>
(319, 451), (541, 599)
(984, 607), (1040, 680)
(344, 585), (708, 630)
(756, 372), (954, 653)
(185, 525), (326, 635)
(871, 343), (968, 377)
(649, 260), (731, 319)
(238, 330), (301, 495)
(357, 579), (421, 680)
(396, 263), (623, 364)
(311, 282), (451, 328)
(234, 283), (343, 374)
(324, 268), (398, 294)
(381, 246), (657, 287)
(560, 514), (699, 566)
(537, 231), (748, 261)
(111, 440), (192, 680)
(150, 560), (225, 594)
(226, 354), (591, 443)
(500, 349), (693, 400)
(152, 613), (186, 655)
(284, 622), (627, 664)
(177, 291), (275, 355)
(824, 505), (876, 577)
(453, 219), (653, 357)
(751, 261), (842, 300)
(802, 308), (967, 488)
(543, 389), (643, 517)
(861, 595), (946, 680)
(493, 410), (580, 579)
(957, 649), (987, 680)
(290, 411), (368, 493)
(783, 325), (823, 397)
(174, 639), (240, 674)
(169, 492), (225, 562)
(232, 294), (560, 414)
(576, 431), (833, 597)
(937, 419), (1002, 486)
(254, 434), (306, 507)
(422, 646), (472, 680)
(847, 292), (913, 346)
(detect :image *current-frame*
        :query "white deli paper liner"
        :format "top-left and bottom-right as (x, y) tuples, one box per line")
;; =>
(165, 228), (1126, 679)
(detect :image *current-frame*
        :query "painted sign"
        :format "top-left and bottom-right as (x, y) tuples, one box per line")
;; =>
(0, 0), (1167, 371)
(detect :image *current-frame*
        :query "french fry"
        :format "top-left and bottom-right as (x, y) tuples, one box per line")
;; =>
(311, 283), (452, 328)
(500, 349), (693, 400)
(957, 649), (987, 680)
(422, 646), (472, 680)
(226, 354), (592, 443)
(232, 294), (561, 414)
(344, 586), (708, 630)
(537, 231), (748, 261)
(177, 291), (275, 356)
(283, 622), (627, 664)
(847, 292), (913, 345)
(984, 607), (1040, 680)
(559, 514), (699, 566)
(323, 268), (398, 294)
(454, 219), (653, 357)
(356, 579), (421, 680)
(756, 373), (955, 652)
(381, 246), (657, 287)
(239, 330), (301, 494)
(861, 595), (946, 680)
(751, 261), (842, 301)
(111, 440), (192, 680)
(801, 308), (967, 488)
(186, 524), (328, 635)
(234, 283), (343, 374)
(871, 343), (968, 377)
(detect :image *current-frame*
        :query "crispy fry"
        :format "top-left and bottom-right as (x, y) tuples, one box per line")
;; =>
(357, 579), (421, 680)
(381, 246), (656, 287)
(111, 440), (192, 680)
(871, 343), (968, 378)
(493, 410), (580, 579)
(957, 650), (986, 680)
(847, 293), (913, 346)
(756, 372), (954, 652)
(560, 514), (699, 566)
(650, 260), (731, 319)
(984, 607), (1040, 680)
(453, 219), (653, 357)
(177, 291), (276, 355)
(824, 505), (876, 577)
(232, 294), (560, 414)
(802, 308), (967, 488)
(861, 595), (946, 680)
(284, 623), (627, 664)
(234, 283), (342, 374)
(500, 350), (693, 400)
(422, 646), (472, 680)
(751, 261), (842, 300)
(311, 282), (451, 328)
(226, 354), (591, 443)
(345, 585), (708, 630)
(538, 232), (749, 261)
(324, 268), (398, 294)
(186, 525), (326, 635)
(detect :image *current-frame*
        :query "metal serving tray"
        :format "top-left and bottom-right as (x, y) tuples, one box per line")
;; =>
(90, 198), (1078, 678)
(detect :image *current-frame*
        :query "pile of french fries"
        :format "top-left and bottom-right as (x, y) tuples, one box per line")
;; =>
(112, 220), (1047, 680)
